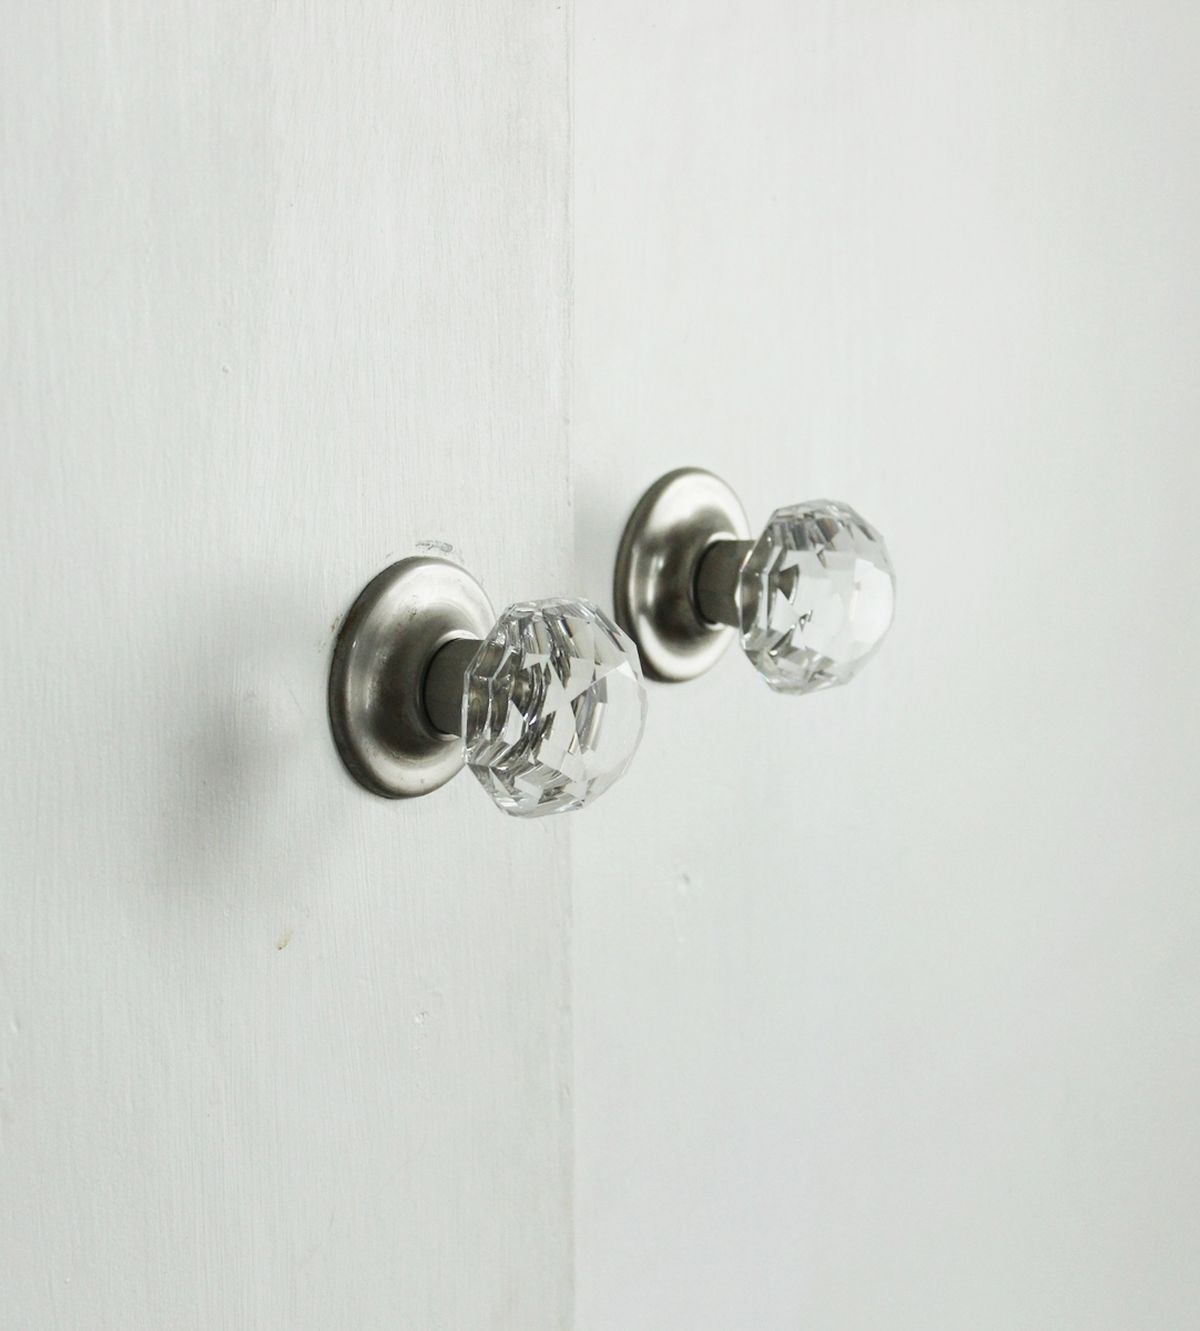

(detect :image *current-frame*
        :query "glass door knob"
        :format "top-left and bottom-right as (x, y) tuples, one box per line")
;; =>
(330, 557), (647, 816)
(614, 468), (895, 692)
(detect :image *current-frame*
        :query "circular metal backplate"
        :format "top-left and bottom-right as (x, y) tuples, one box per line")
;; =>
(613, 468), (751, 683)
(328, 556), (494, 798)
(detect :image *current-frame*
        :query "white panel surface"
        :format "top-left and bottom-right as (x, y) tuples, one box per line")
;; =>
(0, 4), (571, 1327)
(573, 4), (1200, 1328)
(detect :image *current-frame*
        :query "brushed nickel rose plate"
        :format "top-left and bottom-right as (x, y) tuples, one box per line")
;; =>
(612, 468), (752, 683)
(329, 557), (494, 799)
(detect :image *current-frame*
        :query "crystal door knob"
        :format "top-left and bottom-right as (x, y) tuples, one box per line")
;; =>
(614, 468), (895, 691)
(329, 557), (647, 816)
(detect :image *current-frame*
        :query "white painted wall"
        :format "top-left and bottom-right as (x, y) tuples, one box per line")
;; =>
(573, 4), (1200, 1328)
(0, 4), (571, 1327)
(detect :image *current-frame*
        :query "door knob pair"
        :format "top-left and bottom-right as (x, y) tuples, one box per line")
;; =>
(329, 468), (895, 818)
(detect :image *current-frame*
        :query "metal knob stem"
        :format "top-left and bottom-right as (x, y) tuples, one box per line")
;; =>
(694, 539), (754, 629)
(423, 636), (479, 737)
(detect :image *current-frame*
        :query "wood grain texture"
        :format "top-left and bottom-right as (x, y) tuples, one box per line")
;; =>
(572, 3), (1200, 1329)
(0, 3), (571, 1327)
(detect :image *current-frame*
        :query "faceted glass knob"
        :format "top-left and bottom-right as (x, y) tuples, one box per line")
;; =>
(737, 501), (895, 694)
(461, 599), (647, 817)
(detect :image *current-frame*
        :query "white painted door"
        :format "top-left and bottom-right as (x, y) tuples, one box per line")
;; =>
(572, 5), (1200, 1330)
(5, 5), (1199, 1330)
(1, 5), (570, 1328)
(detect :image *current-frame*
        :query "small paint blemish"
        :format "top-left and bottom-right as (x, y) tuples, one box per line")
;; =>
(416, 539), (455, 556)
(220, 362), (231, 375)
(276, 929), (292, 951)
(672, 871), (694, 947)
